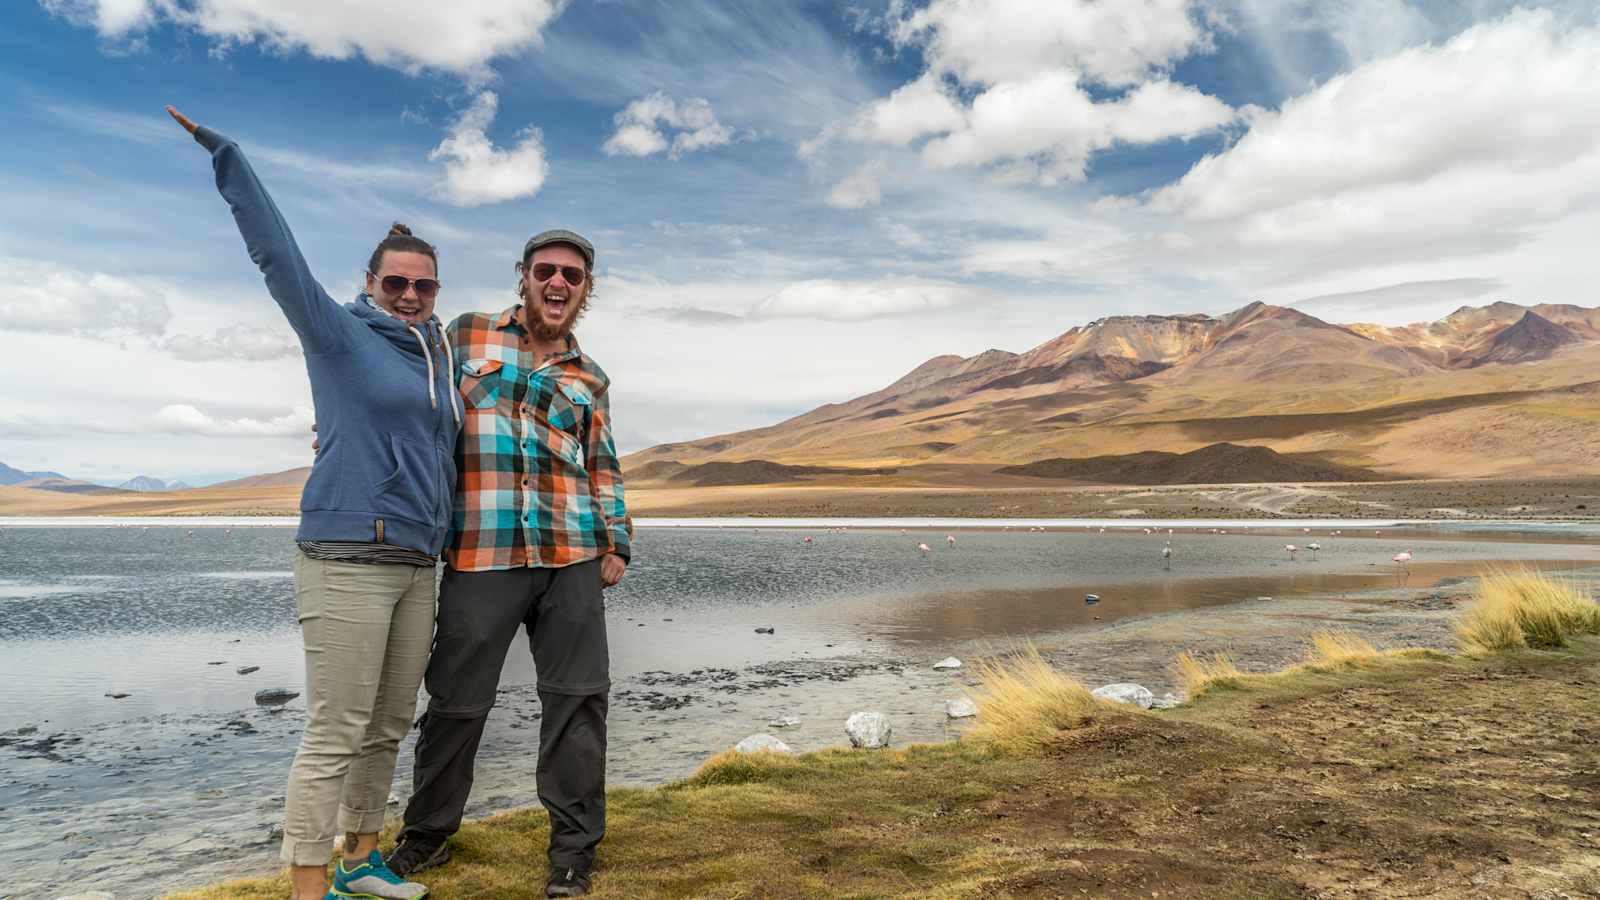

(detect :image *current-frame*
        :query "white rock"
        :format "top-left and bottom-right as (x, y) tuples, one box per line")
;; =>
(845, 711), (892, 748)
(734, 733), (793, 755)
(767, 715), (801, 728)
(53, 894), (116, 900)
(1150, 693), (1181, 710)
(1091, 683), (1156, 709)
(945, 697), (979, 719)
(932, 657), (962, 670)
(387, 791), (402, 806)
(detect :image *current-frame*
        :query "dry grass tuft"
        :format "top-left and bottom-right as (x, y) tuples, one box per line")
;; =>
(1458, 568), (1600, 654)
(961, 646), (1101, 755)
(1307, 630), (1380, 666)
(681, 747), (805, 787)
(1174, 650), (1244, 698)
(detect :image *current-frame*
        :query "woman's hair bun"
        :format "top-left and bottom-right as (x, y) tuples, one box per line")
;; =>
(388, 222), (414, 237)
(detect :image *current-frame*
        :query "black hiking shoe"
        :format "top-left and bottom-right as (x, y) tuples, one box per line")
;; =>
(384, 835), (451, 877)
(545, 866), (592, 897)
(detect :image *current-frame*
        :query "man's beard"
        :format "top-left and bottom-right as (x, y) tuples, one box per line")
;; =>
(530, 314), (570, 342)
(523, 293), (584, 342)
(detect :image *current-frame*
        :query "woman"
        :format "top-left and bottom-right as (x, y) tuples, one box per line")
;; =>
(168, 106), (459, 900)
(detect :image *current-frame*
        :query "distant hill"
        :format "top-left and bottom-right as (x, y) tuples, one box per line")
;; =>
(0, 462), (68, 486)
(209, 467), (311, 490)
(623, 300), (1600, 479)
(636, 459), (897, 487)
(117, 475), (194, 492)
(997, 443), (1390, 485)
(15, 477), (133, 495)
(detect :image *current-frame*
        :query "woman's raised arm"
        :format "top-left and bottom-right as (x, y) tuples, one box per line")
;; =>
(167, 105), (350, 354)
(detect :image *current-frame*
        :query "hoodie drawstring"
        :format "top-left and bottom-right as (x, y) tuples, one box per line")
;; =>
(406, 324), (461, 426)
(440, 331), (461, 424)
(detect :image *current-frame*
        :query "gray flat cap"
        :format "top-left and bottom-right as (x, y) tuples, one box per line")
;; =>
(522, 229), (595, 269)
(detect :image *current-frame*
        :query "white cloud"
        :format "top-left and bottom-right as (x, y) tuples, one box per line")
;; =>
(850, 74), (964, 146)
(826, 165), (884, 209)
(817, 0), (1231, 190)
(162, 323), (301, 362)
(429, 91), (548, 207)
(747, 279), (982, 321)
(43, 0), (564, 76)
(893, 0), (1209, 88)
(156, 403), (315, 437)
(1150, 9), (1600, 260)
(602, 92), (734, 160)
(3, 257), (172, 339)
(919, 70), (1234, 184)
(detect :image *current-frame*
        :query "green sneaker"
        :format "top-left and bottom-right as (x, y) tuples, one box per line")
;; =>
(331, 849), (429, 899)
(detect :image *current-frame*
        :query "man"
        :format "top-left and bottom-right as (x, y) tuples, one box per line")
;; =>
(387, 229), (631, 898)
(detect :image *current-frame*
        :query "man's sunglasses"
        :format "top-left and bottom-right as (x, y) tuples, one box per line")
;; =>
(527, 263), (588, 285)
(371, 272), (441, 300)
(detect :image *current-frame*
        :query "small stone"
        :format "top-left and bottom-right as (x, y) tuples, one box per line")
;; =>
(206, 661), (226, 666)
(1151, 692), (1181, 710)
(845, 711), (892, 748)
(387, 792), (402, 806)
(236, 666), (260, 676)
(767, 715), (801, 728)
(734, 733), (793, 755)
(932, 657), (962, 670)
(1092, 683), (1156, 709)
(104, 692), (131, 700)
(253, 688), (300, 707)
(754, 627), (775, 634)
(267, 823), (284, 841)
(945, 697), (979, 718)
(52, 892), (116, 900)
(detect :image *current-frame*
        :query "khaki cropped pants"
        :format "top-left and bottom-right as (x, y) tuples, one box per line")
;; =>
(281, 552), (436, 866)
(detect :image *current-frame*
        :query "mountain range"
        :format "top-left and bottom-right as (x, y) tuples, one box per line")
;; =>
(623, 301), (1600, 480)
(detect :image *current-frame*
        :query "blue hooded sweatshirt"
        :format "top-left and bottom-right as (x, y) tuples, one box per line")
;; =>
(195, 126), (460, 555)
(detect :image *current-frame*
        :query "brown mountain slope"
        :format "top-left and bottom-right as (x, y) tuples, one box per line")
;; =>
(624, 301), (1600, 479)
(997, 443), (1390, 484)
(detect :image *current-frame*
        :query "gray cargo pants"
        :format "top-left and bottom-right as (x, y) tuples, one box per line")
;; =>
(400, 560), (609, 872)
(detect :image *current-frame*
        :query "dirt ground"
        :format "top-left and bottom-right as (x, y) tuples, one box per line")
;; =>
(177, 643), (1600, 899)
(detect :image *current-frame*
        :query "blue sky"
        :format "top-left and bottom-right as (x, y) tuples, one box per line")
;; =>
(5, 0), (1600, 484)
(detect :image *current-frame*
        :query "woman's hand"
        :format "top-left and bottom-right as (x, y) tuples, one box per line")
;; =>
(165, 105), (198, 135)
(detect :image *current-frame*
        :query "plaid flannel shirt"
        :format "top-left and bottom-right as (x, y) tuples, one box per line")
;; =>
(444, 305), (631, 572)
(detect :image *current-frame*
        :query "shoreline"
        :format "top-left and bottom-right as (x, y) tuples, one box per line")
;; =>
(14, 565), (1576, 897)
(6, 474), (1600, 522)
(172, 629), (1600, 898)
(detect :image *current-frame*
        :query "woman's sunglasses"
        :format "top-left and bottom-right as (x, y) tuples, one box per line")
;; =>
(371, 272), (441, 300)
(527, 263), (588, 285)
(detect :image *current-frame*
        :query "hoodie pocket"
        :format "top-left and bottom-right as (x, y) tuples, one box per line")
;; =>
(459, 359), (503, 410)
(374, 434), (436, 523)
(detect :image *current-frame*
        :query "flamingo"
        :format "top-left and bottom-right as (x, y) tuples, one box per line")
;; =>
(946, 535), (956, 546)
(1393, 549), (1413, 576)
(802, 536), (813, 546)
(1302, 527), (1311, 535)
(917, 542), (931, 554)
(1284, 544), (1298, 561)
(1162, 542), (1173, 570)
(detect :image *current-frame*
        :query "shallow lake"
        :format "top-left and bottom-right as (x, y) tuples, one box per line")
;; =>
(4, 519), (1598, 897)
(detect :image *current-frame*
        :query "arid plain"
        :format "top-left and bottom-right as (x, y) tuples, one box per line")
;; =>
(4, 300), (1598, 519)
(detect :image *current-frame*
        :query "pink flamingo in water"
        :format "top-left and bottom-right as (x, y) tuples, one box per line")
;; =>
(1393, 549), (1414, 577)
(1284, 544), (1298, 561)
(917, 542), (931, 555)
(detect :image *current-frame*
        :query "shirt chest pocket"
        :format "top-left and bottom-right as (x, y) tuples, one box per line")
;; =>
(544, 380), (592, 449)
(459, 359), (504, 410)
